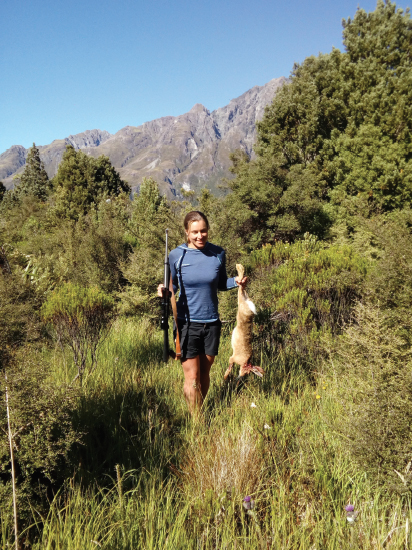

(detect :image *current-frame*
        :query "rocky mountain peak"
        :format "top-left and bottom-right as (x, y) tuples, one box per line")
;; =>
(1, 77), (288, 195)
(189, 103), (209, 114)
(64, 129), (112, 150)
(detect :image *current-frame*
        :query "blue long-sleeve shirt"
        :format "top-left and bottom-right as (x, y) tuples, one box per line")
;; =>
(169, 242), (237, 323)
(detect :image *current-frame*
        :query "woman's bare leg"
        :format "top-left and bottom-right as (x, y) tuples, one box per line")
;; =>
(199, 354), (215, 399)
(182, 354), (215, 414)
(182, 356), (202, 414)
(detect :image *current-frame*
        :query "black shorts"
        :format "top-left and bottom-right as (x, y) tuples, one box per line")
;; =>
(174, 320), (222, 360)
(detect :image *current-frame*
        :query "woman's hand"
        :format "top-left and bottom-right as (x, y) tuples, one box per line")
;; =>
(158, 283), (173, 297)
(157, 284), (167, 297)
(235, 276), (248, 289)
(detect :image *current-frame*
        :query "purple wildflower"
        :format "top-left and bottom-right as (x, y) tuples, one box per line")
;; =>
(345, 504), (358, 523)
(243, 496), (255, 511)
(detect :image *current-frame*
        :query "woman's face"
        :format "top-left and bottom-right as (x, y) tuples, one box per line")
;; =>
(186, 219), (208, 249)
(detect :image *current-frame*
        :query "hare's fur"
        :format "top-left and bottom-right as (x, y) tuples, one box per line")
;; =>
(224, 264), (263, 380)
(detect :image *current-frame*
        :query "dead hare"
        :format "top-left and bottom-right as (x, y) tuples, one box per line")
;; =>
(224, 264), (264, 380)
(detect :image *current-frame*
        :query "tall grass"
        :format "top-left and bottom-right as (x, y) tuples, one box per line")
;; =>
(1, 317), (411, 549)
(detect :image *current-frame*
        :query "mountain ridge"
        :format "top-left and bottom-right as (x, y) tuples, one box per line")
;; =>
(1, 77), (287, 197)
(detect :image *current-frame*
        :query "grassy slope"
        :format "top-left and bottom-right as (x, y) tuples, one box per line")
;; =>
(1, 318), (411, 549)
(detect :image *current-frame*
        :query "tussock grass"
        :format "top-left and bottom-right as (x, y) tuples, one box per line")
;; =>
(182, 421), (267, 502)
(2, 317), (412, 549)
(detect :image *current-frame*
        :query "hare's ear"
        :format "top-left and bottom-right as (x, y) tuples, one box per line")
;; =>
(236, 263), (244, 279)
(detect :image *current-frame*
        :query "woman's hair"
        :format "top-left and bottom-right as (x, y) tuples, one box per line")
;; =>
(184, 211), (210, 231)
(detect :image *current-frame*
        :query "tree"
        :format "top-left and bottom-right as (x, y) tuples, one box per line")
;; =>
(120, 178), (182, 317)
(226, 1), (412, 247)
(0, 181), (5, 202)
(15, 143), (50, 201)
(53, 145), (130, 220)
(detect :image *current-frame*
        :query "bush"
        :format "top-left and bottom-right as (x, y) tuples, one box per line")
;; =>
(120, 178), (185, 318)
(0, 270), (44, 368)
(247, 234), (368, 366)
(41, 283), (115, 385)
(364, 210), (412, 343)
(0, 351), (80, 529)
(52, 145), (130, 221)
(329, 302), (412, 495)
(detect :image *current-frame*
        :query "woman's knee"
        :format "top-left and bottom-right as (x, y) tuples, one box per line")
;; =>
(182, 356), (200, 380)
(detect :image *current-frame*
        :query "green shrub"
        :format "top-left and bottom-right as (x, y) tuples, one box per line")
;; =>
(329, 301), (412, 495)
(0, 270), (44, 368)
(52, 145), (130, 221)
(364, 210), (412, 343)
(0, 350), (80, 529)
(247, 234), (368, 366)
(120, 178), (185, 318)
(41, 283), (115, 385)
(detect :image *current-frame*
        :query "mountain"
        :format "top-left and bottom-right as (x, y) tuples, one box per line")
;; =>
(1, 77), (287, 197)
(0, 130), (111, 187)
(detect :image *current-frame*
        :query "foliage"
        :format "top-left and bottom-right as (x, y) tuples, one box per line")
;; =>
(53, 198), (131, 293)
(0, 187), (20, 214)
(120, 178), (185, 317)
(247, 234), (367, 364)
(0, 182), (5, 202)
(223, 150), (330, 250)
(225, 1), (412, 248)
(0, 270), (44, 368)
(1, 194), (131, 300)
(52, 145), (130, 220)
(363, 210), (412, 338)
(41, 283), (115, 384)
(0, 351), (80, 527)
(330, 301), (412, 495)
(14, 143), (51, 201)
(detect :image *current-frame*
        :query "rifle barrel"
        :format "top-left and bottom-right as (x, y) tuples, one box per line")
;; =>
(162, 229), (170, 363)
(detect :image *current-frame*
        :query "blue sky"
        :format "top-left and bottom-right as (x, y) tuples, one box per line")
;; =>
(0, 0), (401, 153)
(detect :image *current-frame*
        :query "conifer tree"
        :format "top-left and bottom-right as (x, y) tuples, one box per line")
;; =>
(226, 0), (412, 247)
(53, 145), (130, 220)
(17, 143), (50, 201)
(0, 182), (5, 202)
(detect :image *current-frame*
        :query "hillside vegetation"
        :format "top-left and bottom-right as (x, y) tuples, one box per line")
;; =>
(1, 2), (412, 548)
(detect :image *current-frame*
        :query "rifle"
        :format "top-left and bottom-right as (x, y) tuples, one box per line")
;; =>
(161, 229), (171, 362)
(160, 230), (181, 362)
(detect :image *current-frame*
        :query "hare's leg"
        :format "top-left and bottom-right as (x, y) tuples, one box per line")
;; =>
(224, 359), (235, 380)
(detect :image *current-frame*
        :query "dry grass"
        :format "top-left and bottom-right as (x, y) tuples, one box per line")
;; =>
(181, 421), (267, 502)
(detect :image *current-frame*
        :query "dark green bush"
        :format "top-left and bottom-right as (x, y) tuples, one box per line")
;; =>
(330, 301), (412, 495)
(0, 351), (80, 527)
(246, 234), (368, 367)
(42, 282), (115, 384)
(0, 270), (44, 368)
(52, 145), (130, 221)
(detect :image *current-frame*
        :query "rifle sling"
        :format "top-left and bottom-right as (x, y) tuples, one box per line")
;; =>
(169, 275), (181, 359)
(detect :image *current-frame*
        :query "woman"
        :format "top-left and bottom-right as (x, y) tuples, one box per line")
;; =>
(157, 211), (247, 413)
